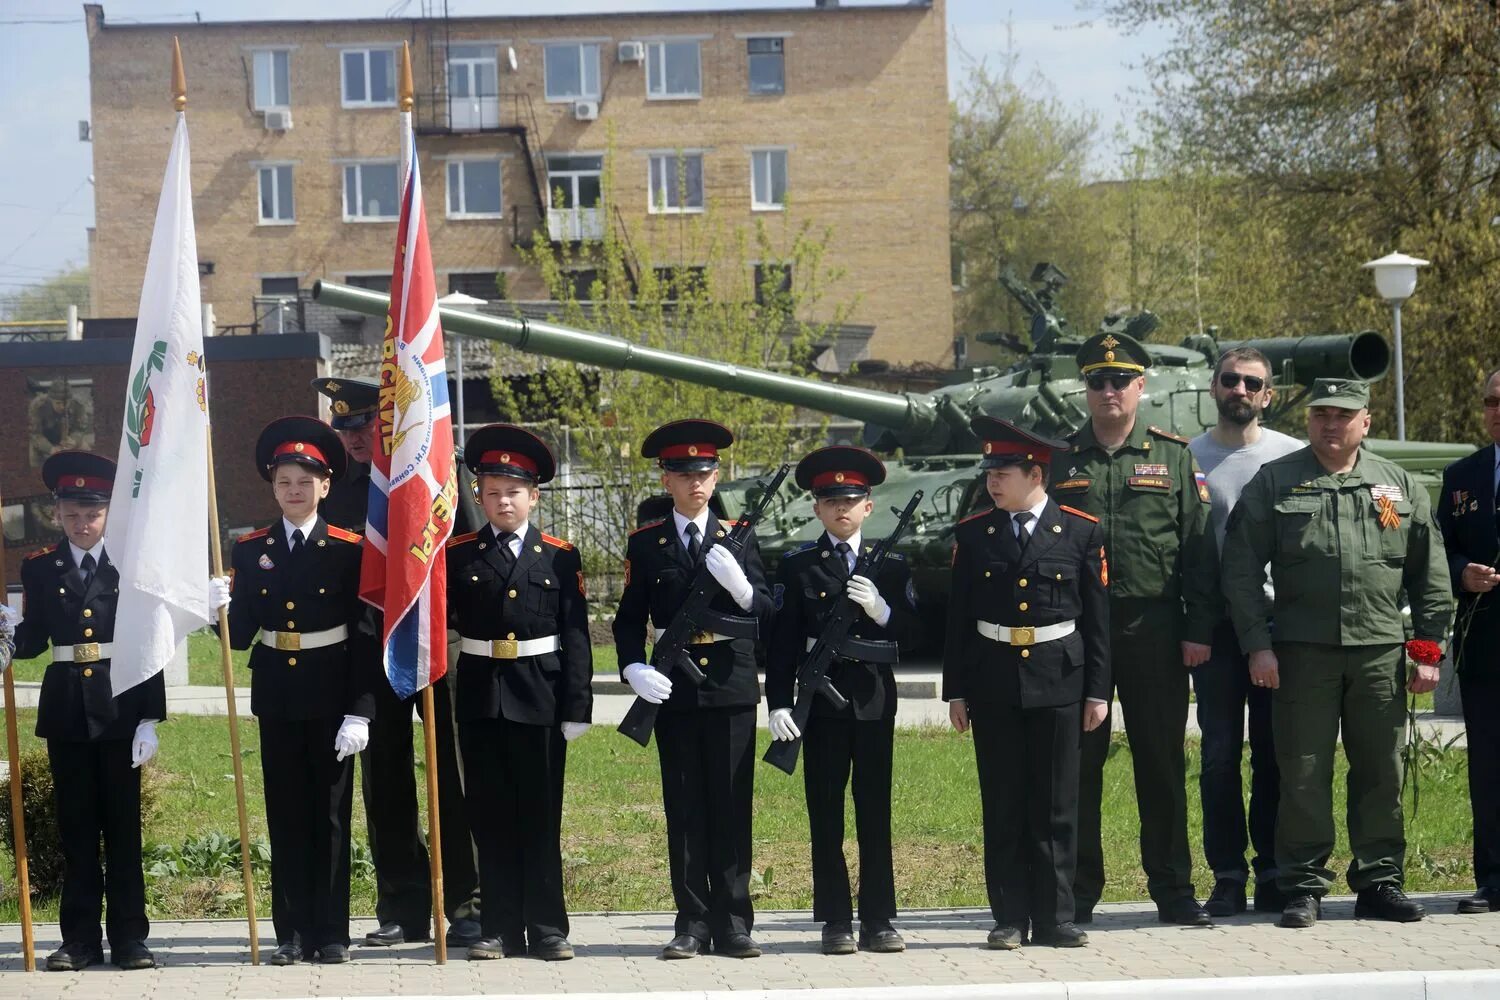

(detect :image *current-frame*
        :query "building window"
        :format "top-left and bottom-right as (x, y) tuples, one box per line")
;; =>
(261, 276), (299, 296)
(446, 160), (503, 218)
(646, 41), (701, 100)
(447, 272), (500, 300)
(252, 49), (291, 109)
(750, 149), (787, 210)
(951, 245), (966, 290)
(346, 274), (391, 293)
(747, 38), (783, 95)
(544, 43), (601, 101)
(257, 164), (295, 224)
(343, 162), (399, 220)
(753, 263), (792, 305)
(648, 152), (704, 213)
(342, 48), (397, 107)
(653, 265), (707, 301)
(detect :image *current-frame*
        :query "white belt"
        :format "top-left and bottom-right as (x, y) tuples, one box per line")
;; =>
(976, 620), (1075, 646)
(258, 625), (349, 652)
(461, 635), (560, 659)
(54, 642), (113, 663)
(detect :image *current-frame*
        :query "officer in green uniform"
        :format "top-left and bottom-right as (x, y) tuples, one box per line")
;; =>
(1221, 378), (1452, 928)
(1050, 331), (1218, 926)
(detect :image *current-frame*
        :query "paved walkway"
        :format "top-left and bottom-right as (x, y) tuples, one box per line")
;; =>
(2, 896), (1498, 997)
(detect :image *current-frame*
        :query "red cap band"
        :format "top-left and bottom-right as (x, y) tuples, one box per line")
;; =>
(273, 440), (329, 468)
(982, 440), (1051, 463)
(60, 475), (112, 493)
(811, 470), (868, 490)
(659, 443), (718, 461)
(480, 449), (538, 475)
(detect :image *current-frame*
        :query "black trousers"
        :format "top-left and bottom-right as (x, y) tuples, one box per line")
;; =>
(260, 717), (354, 950)
(972, 700), (1081, 929)
(458, 716), (569, 942)
(654, 706), (756, 944)
(47, 738), (147, 949)
(360, 670), (480, 931)
(803, 715), (896, 926)
(1462, 668), (1500, 891)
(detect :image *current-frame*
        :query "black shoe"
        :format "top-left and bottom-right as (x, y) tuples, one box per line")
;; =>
(821, 922), (856, 955)
(1458, 887), (1500, 914)
(1355, 883), (1426, 922)
(661, 934), (703, 960)
(1253, 880), (1289, 913)
(986, 924), (1025, 950)
(1031, 922), (1088, 948)
(531, 935), (574, 961)
(445, 918), (481, 947)
(269, 941), (303, 966)
(45, 942), (103, 972)
(1205, 878), (1247, 917)
(111, 940), (156, 970)
(364, 922), (408, 947)
(1279, 894), (1320, 928)
(467, 937), (504, 960)
(1158, 895), (1213, 927)
(858, 924), (905, 953)
(317, 943), (351, 964)
(715, 932), (761, 958)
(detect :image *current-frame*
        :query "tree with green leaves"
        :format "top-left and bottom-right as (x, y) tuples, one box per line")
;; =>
(0, 267), (89, 322)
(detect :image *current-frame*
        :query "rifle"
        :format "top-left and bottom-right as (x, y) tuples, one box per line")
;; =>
(617, 463), (791, 747)
(762, 489), (924, 775)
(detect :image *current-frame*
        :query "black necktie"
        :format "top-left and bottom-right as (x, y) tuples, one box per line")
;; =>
(497, 531), (517, 570)
(290, 529), (305, 556)
(1013, 511), (1034, 550)
(834, 541), (851, 578)
(80, 553), (96, 588)
(685, 522), (702, 563)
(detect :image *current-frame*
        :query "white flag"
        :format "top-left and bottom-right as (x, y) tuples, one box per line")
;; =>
(105, 112), (211, 696)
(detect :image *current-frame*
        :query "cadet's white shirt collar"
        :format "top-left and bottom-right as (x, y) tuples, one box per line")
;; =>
(672, 508), (711, 548)
(69, 540), (104, 567)
(824, 530), (862, 571)
(1014, 496), (1049, 533)
(486, 522), (526, 557)
(282, 512), (318, 542)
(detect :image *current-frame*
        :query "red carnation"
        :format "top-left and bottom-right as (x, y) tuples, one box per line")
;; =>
(1405, 639), (1442, 666)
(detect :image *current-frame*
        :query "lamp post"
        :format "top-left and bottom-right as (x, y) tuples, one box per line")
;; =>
(1361, 251), (1429, 441)
(436, 290), (487, 448)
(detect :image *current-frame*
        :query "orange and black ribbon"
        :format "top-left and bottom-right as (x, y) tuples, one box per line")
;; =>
(1377, 495), (1402, 530)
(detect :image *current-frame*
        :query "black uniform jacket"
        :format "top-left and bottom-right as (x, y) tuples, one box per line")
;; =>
(446, 523), (593, 726)
(942, 502), (1110, 709)
(15, 541), (167, 742)
(1438, 443), (1500, 672)
(611, 514), (773, 711)
(228, 517), (374, 721)
(320, 461), (372, 533)
(765, 535), (923, 721)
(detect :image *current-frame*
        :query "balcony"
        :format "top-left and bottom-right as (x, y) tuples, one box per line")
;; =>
(547, 207), (605, 242)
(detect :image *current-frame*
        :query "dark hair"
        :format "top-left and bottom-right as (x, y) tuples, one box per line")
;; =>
(1213, 346), (1272, 380)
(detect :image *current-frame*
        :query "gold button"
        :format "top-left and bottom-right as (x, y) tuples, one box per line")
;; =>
(984, 571), (991, 578)
(1020, 649), (1030, 659)
(84, 627), (94, 637)
(288, 657), (298, 666)
(1019, 602), (1028, 612)
(507, 632), (516, 640)
(819, 591), (826, 598)
(83, 608), (93, 618)
(285, 601), (295, 610)
(986, 526), (995, 534)
(544, 578), (551, 585)
(82, 667), (94, 677)
(1056, 573), (1063, 580)
(472, 575), (479, 582)
(698, 657), (709, 666)
(658, 537), (667, 545)
(319, 588), (326, 594)
(261, 588), (268, 595)
(59, 587), (65, 594)
(286, 621), (295, 629)
(508, 588), (518, 598)
(1018, 579), (1028, 588)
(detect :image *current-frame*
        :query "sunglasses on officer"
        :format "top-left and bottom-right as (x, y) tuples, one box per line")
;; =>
(1217, 372), (1267, 392)
(1484, 396), (1500, 409)
(1084, 373), (1137, 392)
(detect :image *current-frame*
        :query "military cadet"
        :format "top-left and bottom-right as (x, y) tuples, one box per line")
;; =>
(1051, 331), (1218, 927)
(944, 419), (1110, 949)
(446, 425), (593, 961)
(613, 419), (773, 960)
(1223, 378), (1452, 928)
(1437, 365), (1500, 914)
(312, 376), (483, 949)
(765, 446), (923, 956)
(3, 454), (170, 970)
(226, 417), (374, 965)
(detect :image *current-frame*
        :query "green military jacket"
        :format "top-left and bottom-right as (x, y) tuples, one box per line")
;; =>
(1222, 445), (1452, 651)
(1051, 419), (1218, 643)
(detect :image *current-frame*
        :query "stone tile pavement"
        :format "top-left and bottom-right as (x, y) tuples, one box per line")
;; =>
(3, 895), (1498, 998)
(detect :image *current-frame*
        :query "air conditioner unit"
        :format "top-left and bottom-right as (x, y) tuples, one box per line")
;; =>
(263, 108), (293, 131)
(618, 41), (645, 63)
(573, 100), (599, 121)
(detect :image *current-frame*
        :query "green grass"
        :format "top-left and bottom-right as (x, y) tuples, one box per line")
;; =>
(0, 713), (1477, 921)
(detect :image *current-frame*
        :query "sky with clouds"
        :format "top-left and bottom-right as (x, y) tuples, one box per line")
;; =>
(0, 0), (1166, 292)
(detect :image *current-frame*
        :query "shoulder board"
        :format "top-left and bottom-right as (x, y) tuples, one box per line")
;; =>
(957, 508), (994, 526)
(886, 551), (907, 561)
(236, 527), (271, 543)
(326, 525), (363, 544)
(1148, 425), (1190, 445)
(1060, 505), (1100, 523)
(540, 532), (574, 551)
(629, 518), (666, 536)
(446, 530), (480, 549)
(792, 541), (818, 553)
(24, 542), (59, 561)
(720, 519), (742, 528)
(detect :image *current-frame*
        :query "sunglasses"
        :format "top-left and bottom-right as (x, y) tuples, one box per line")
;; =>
(1084, 373), (1137, 392)
(1217, 372), (1267, 392)
(1485, 397), (1500, 409)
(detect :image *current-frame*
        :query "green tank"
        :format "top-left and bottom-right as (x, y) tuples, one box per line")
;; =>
(312, 271), (1471, 610)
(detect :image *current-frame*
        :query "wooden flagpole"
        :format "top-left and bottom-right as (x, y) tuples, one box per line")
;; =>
(0, 484), (37, 972)
(180, 36), (260, 965)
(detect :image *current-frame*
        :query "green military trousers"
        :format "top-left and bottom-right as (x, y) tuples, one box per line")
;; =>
(1272, 642), (1407, 896)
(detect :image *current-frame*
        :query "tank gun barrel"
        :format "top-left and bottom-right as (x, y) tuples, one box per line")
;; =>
(1219, 332), (1391, 385)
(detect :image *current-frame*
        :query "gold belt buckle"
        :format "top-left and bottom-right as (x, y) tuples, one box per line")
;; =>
(73, 642), (101, 664)
(275, 631), (301, 651)
(689, 631), (714, 646)
(490, 638), (519, 659)
(1010, 626), (1035, 647)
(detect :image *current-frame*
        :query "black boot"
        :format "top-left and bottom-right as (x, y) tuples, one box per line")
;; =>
(1355, 883), (1426, 922)
(1279, 894), (1320, 928)
(1205, 878), (1247, 917)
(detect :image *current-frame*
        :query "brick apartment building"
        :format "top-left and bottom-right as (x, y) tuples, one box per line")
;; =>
(83, 0), (953, 367)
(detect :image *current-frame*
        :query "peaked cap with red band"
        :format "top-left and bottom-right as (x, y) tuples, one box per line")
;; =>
(795, 445), (886, 499)
(971, 415), (1071, 469)
(42, 451), (117, 504)
(465, 423), (556, 484)
(255, 415), (347, 483)
(642, 419), (734, 473)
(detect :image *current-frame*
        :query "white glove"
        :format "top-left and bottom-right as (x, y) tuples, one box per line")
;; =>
(768, 708), (801, 742)
(845, 575), (890, 625)
(704, 545), (754, 610)
(131, 721), (159, 769)
(208, 576), (232, 623)
(623, 662), (673, 704)
(334, 715), (371, 761)
(561, 721), (591, 742)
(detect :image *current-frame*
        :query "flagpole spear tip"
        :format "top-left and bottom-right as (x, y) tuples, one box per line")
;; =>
(171, 36), (186, 111)
(399, 41), (414, 113)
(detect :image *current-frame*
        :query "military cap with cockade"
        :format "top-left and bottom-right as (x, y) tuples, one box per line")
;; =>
(464, 424), (556, 485)
(42, 451), (117, 504)
(255, 415), (348, 483)
(970, 415), (1071, 470)
(1306, 377), (1370, 410)
(795, 446), (887, 499)
(310, 376), (379, 431)
(641, 419), (734, 473)
(1076, 330), (1152, 376)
